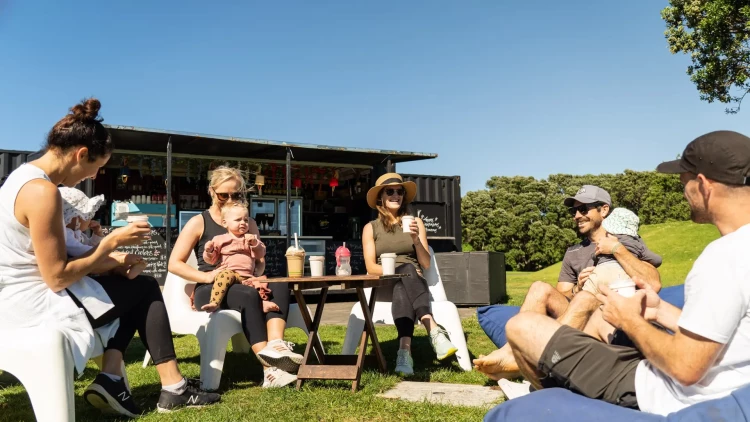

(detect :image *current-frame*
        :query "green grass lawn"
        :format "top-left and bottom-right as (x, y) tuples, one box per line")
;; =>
(0, 318), (500, 421)
(0, 220), (718, 420)
(504, 220), (720, 305)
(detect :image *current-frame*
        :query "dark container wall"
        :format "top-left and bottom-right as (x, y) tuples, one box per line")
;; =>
(0, 150), (30, 182)
(401, 174), (462, 252)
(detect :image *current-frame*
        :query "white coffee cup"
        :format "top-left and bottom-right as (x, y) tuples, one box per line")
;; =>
(309, 256), (325, 277)
(609, 279), (636, 298)
(381, 253), (397, 276)
(127, 215), (150, 225)
(402, 215), (415, 234)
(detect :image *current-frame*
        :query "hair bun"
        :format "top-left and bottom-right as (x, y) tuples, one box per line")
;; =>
(70, 98), (102, 123)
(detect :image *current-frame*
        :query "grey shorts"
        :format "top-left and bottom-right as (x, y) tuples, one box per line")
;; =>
(538, 325), (642, 409)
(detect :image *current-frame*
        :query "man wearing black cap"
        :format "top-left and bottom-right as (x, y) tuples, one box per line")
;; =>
(503, 130), (750, 415)
(474, 184), (662, 380)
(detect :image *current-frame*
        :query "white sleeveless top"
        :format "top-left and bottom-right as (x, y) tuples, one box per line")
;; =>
(0, 164), (118, 375)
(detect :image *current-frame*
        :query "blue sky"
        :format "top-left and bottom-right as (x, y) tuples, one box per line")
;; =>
(2, 1), (749, 193)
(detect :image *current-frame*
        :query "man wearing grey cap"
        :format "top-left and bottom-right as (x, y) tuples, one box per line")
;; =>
(503, 130), (750, 415)
(474, 184), (662, 381)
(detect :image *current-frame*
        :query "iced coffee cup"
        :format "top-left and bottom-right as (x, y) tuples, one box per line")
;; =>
(402, 215), (415, 234)
(286, 245), (306, 277)
(609, 279), (636, 298)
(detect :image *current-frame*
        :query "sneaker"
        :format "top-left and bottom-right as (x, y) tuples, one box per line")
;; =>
(257, 339), (303, 373)
(394, 349), (414, 376)
(156, 381), (221, 413)
(430, 325), (458, 360)
(83, 373), (141, 418)
(498, 379), (534, 400)
(262, 367), (297, 388)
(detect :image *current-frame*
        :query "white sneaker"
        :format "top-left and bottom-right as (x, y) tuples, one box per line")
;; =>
(257, 339), (303, 373)
(262, 367), (297, 388)
(498, 379), (533, 400)
(429, 325), (458, 361)
(394, 349), (414, 376)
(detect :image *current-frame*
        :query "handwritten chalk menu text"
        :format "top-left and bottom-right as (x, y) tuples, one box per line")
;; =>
(414, 202), (447, 237)
(262, 238), (288, 277)
(100, 226), (177, 285)
(325, 240), (366, 275)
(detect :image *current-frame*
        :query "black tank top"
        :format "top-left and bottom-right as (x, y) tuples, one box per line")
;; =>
(194, 210), (227, 272)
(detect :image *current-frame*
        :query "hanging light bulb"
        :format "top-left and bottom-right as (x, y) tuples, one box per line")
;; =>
(120, 157), (130, 183)
(293, 177), (302, 196)
(255, 164), (265, 196)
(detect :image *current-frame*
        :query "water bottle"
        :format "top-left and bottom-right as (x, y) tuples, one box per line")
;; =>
(335, 243), (352, 276)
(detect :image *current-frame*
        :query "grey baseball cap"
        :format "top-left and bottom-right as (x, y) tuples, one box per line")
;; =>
(563, 185), (612, 207)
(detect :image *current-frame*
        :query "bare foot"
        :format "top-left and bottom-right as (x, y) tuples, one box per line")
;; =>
(473, 346), (522, 380)
(262, 300), (280, 313)
(201, 303), (220, 313)
(126, 261), (148, 279)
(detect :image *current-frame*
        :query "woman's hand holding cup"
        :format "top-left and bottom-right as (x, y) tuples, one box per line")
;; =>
(109, 222), (151, 248)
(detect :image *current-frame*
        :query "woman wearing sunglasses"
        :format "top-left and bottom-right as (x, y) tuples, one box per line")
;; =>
(362, 173), (458, 376)
(169, 166), (302, 388)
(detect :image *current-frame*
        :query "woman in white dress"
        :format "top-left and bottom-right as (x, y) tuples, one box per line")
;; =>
(0, 98), (220, 417)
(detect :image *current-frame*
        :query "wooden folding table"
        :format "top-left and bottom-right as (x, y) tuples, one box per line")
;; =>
(267, 274), (403, 391)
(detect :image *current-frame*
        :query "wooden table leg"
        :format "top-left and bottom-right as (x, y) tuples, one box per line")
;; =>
(351, 286), (387, 392)
(293, 288), (326, 364)
(295, 287), (328, 390)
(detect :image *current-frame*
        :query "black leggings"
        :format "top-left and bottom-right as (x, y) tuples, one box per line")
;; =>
(193, 281), (290, 346)
(391, 263), (432, 340)
(67, 275), (177, 365)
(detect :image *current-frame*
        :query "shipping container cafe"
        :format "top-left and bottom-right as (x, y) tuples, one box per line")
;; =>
(3, 127), (462, 286)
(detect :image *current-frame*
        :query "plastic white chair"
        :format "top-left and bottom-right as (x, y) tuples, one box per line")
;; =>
(0, 325), (128, 422)
(341, 247), (471, 371)
(142, 252), (310, 391)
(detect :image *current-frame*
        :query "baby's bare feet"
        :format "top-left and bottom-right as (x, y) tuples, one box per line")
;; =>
(201, 303), (220, 313)
(126, 260), (148, 279)
(262, 301), (280, 313)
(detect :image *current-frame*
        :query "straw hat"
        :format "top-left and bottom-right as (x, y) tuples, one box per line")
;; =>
(366, 173), (417, 209)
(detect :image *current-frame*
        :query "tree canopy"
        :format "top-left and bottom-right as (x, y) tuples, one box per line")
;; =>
(662, 0), (750, 113)
(462, 171), (689, 271)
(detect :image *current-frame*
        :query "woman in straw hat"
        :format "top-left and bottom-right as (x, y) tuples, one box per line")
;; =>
(363, 173), (458, 376)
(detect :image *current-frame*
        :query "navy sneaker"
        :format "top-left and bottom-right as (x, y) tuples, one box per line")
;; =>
(156, 381), (221, 413)
(83, 373), (141, 418)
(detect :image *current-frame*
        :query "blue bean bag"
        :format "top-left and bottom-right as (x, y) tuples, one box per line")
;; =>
(477, 284), (685, 348)
(484, 384), (750, 421)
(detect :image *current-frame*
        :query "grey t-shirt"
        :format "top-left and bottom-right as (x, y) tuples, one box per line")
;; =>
(558, 235), (662, 284)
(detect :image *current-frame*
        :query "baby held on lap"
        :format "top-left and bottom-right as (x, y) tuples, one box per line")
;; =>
(60, 187), (147, 278)
(580, 207), (651, 296)
(202, 203), (274, 313)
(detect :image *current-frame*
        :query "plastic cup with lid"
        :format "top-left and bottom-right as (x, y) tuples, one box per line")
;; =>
(381, 253), (397, 276)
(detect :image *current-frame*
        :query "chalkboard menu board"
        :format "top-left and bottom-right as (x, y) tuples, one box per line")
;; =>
(100, 226), (179, 285)
(413, 202), (448, 237)
(262, 237), (288, 277)
(325, 240), (366, 275)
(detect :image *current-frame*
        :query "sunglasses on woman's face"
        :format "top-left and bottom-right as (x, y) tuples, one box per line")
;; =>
(384, 188), (405, 197)
(212, 188), (244, 202)
(567, 202), (602, 216)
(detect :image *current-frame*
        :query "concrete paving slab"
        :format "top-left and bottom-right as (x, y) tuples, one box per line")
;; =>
(377, 381), (504, 407)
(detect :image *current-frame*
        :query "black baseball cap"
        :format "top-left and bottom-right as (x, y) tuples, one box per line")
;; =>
(656, 130), (750, 186)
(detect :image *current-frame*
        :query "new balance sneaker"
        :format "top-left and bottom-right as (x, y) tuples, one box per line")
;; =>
(83, 373), (141, 418)
(257, 339), (303, 373)
(430, 325), (458, 360)
(394, 349), (414, 376)
(262, 367), (297, 388)
(156, 381), (221, 413)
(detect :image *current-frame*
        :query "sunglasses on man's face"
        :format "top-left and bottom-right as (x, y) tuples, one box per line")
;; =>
(567, 202), (602, 217)
(384, 188), (405, 197)
(212, 188), (244, 202)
